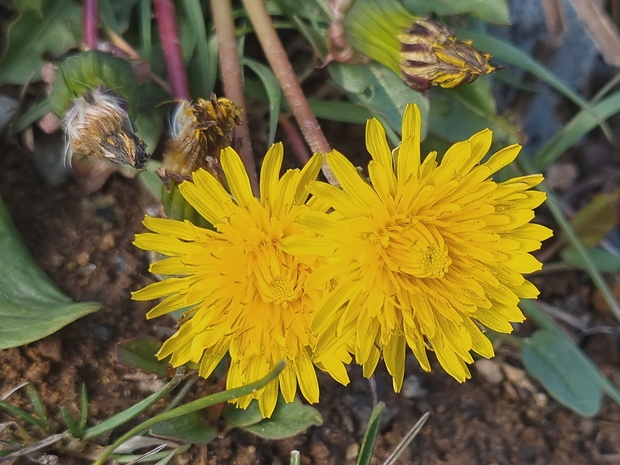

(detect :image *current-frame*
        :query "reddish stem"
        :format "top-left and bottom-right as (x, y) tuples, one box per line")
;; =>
(83, 0), (99, 49)
(241, 0), (337, 184)
(211, 0), (259, 195)
(154, 0), (190, 100)
(279, 115), (311, 165)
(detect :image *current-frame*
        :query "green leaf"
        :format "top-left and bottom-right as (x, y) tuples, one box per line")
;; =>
(26, 384), (49, 433)
(533, 92), (620, 170)
(428, 79), (520, 147)
(181, 0), (216, 97)
(99, 0), (141, 35)
(222, 400), (264, 428)
(242, 57), (282, 146)
(403, 0), (510, 24)
(117, 337), (169, 377)
(456, 29), (591, 112)
(15, 0), (44, 13)
(560, 247), (620, 273)
(569, 190), (620, 247)
(308, 99), (373, 124)
(238, 398), (323, 439)
(0, 399), (48, 433)
(151, 411), (217, 444)
(132, 82), (166, 152)
(356, 402), (385, 465)
(0, 0), (81, 85)
(0, 197), (100, 349)
(521, 329), (602, 417)
(61, 406), (82, 437)
(138, 161), (165, 202)
(328, 61), (429, 139)
(50, 51), (138, 116)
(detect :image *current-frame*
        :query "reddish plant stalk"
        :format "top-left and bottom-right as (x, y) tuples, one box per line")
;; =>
(211, 0), (259, 195)
(241, 0), (337, 184)
(279, 115), (311, 165)
(83, 0), (99, 49)
(154, 0), (190, 100)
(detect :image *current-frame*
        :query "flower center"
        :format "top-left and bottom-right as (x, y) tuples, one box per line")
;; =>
(407, 225), (451, 278)
(378, 220), (452, 279)
(270, 276), (298, 306)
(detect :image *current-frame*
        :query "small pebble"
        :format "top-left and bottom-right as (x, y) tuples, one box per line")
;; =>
(75, 251), (90, 266)
(475, 359), (504, 385)
(401, 375), (428, 399)
(345, 442), (359, 461)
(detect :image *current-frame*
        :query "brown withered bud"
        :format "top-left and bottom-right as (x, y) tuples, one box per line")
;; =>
(63, 88), (149, 168)
(162, 95), (242, 182)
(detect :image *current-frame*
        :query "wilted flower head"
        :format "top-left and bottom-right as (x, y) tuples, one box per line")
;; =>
(337, 0), (496, 92)
(285, 105), (552, 389)
(162, 95), (242, 180)
(63, 87), (148, 168)
(133, 144), (351, 418)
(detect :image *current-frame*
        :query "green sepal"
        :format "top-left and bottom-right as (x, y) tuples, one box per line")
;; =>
(50, 50), (137, 116)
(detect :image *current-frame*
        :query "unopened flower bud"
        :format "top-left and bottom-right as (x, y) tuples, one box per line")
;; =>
(339, 0), (496, 93)
(399, 18), (496, 92)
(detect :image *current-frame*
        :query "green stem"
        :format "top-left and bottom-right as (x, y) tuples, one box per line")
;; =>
(92, 362), (284, 465)
(211, 0), (259, 195)
(241, 0), (337, 184)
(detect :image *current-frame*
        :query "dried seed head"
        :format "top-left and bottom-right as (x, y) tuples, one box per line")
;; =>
(399, 19), (496, 92)
(63, 88), (149, 168)
(162, 95), (242, 180)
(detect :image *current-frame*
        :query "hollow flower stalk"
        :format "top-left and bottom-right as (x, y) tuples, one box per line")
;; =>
(132, 144), (351, 418)
(284, 104), (552, 389)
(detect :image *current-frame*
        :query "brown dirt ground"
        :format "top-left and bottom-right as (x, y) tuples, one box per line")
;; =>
(1, 123), (620, 465)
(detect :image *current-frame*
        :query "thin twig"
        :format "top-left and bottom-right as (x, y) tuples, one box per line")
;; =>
(154, 0), (190, 100)
(241, 0), (337, 184)
(211, 0), (259, 195)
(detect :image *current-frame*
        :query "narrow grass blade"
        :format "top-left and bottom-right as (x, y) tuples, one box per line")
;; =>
(26, 384), (49, 434)
(383, 412), (430, 465)
(83, 368), (185, 440)
(356, 402), (386, 465)
(533, 91), (620, 170)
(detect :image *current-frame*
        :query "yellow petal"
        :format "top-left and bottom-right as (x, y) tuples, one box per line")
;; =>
(257, 142), (283, 207)
(221, 146), (254, 207)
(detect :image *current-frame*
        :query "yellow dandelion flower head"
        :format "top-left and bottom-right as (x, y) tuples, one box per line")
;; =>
(287, 104), (553, 390)
(132, 143), (344, 418)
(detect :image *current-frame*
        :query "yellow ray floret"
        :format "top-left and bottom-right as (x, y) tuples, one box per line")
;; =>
(285, 104), (552, 390)
(133, 143), (351, 417)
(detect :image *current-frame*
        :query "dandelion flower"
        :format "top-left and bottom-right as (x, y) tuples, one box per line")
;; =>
(285, 105), (552, 389)
(132, 144), (350, 417)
